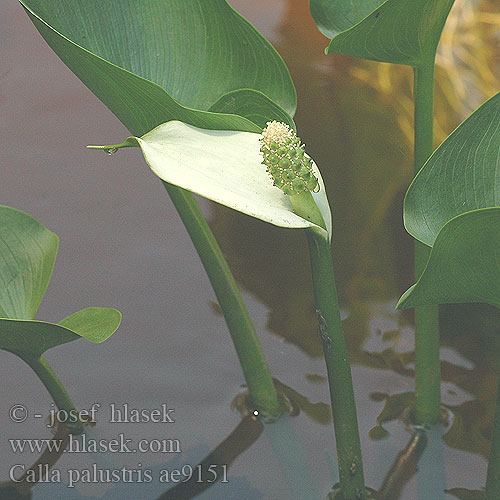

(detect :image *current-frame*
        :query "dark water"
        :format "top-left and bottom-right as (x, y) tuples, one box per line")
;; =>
(1, 0), (499, 498)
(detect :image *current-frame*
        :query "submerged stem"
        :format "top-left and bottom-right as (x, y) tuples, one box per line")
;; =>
(22, 355), (83, 434)
(413, 60), (441, 425)
(163, 182), (282, 418)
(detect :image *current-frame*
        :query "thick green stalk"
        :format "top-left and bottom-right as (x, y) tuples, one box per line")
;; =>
(413, 59), (441, 425)
(306, 228), (367, 499)
(485, 369), (500, 498)
(307, 229), (366, 500)
(290, 191), (367, 499)
(23, 355), (83, 433)
(163, 182), (281, 417)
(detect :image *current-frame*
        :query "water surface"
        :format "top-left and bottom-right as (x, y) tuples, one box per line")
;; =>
(1, 0), (499, 498)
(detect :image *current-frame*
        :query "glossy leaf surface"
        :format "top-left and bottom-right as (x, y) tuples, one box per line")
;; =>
(90, 121), (332, 238)
(0, 206), (121, 356)
(398, 92), (500, 309)
(21, 0), (296, 136)
(310, 0), (455, 66)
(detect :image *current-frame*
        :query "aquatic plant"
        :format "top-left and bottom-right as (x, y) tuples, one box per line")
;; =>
(310, 0), (456, 425)
(19, 0), (298, 417)
(0, 205), (121, 433)
(20, 0), (500, 497)
(90, 118), (366, 498)
(396, 91), (500, 497)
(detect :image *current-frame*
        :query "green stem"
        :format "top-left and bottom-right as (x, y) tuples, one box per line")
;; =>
(163, 182), (281, 418)
(290, 191), (366, 499)
(485, 367), (500, 499)
(22, 355), (84, 433)
(413, 59), (441, 425)
(306, 229), (367, 499)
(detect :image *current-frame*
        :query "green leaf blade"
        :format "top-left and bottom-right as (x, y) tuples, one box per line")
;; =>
(311, 0), (455, 66)
(0, 307), (121, 358)
(405, 92), (500, 247)
(58, 307), (122, 344)
(0, 319), (79, 357)
(398, 208), (500, 309)
(0, 207), (121, 357)
(399, 92), (500, 309)
(209, 89), (296, 131)
(21, 0), (296, 134)
(310, 0), (384, 39)
(0, 206), (58, 320)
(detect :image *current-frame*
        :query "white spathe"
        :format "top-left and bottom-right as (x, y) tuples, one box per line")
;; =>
(105, 121), (332, 237)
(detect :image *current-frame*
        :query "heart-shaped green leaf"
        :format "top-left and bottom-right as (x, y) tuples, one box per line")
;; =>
(21, 0), (296, 136)
(0, 205), (58, 320)
(404, 92), (500, 248)
(310, 0), (455, 66)
(399, 208), (500, 309)
(0, 308), (122, 358)
(0, 206), (121, 357)
(90, 121), (332, 238)
(397, 92), (500, 309)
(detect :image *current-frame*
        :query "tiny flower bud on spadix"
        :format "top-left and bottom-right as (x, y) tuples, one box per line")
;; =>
(260, 121), (319, 195)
